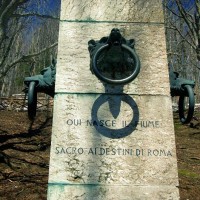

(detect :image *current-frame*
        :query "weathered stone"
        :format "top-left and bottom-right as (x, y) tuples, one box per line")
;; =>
(48, 185), (179, 200)
(49, 94), (178, 185)
(60, 0), (164, 23)
(56, 23), (169, 95)
(48, 0), (180, 199)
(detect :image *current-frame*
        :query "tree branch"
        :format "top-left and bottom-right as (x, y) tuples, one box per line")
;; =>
(165, 23), (196, 49)
(175, 0), (197, 43)
(0, 42), (58, 79)
(11, 13), (59, 20)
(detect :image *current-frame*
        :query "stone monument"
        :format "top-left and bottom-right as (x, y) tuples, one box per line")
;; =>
(47, 0), (180, 199)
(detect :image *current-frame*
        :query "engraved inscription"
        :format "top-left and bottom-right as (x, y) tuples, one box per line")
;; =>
(66, 118), (161, 128)
(55, 146), (173, 157)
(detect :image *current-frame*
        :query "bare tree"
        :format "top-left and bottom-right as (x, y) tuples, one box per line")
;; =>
(164, 0), (200, 62)
(164, 0), (200, 101)
(0, 0), (60, 96)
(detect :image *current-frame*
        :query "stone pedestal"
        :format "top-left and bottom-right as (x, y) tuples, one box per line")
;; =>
(48, 0), (180, 199)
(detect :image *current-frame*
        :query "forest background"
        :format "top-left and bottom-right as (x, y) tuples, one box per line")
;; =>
(0, 0), (199, 99)
(0, 0), (60, 98)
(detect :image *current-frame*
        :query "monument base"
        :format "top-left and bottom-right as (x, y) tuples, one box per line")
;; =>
(48, 184), (179, 200)
(47, 93), (179, 200)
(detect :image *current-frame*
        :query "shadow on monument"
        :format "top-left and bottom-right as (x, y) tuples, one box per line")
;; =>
(91, 92), (139, 139)
(88, 28), (141, 139)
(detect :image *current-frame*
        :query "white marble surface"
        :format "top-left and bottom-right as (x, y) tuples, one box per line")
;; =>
(48, 0), (180, 199)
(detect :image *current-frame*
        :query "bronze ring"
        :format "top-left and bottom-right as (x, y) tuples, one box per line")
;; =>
(178, 85), (195, 124)
(92, 44), (140, 84)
